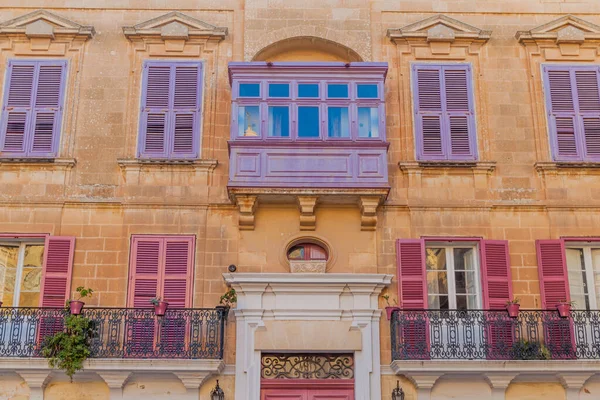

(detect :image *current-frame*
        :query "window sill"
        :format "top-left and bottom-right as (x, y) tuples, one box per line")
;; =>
(117, 158), (218, 172)
(0, 157), (76, 169)
(399, 161), (496, 175)
(535, 161), (600, 174)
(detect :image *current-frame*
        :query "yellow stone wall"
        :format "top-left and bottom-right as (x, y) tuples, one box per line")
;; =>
(1, 0), (600, 398)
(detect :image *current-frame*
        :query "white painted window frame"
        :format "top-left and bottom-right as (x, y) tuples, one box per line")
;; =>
(426, 242), (483, 309)
(566, 244), (600, 310)
(0, 240), (44, 307)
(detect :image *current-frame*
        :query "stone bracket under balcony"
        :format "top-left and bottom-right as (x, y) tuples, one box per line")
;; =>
(2, 358), (225, 400)
(228, 187), (388, 231)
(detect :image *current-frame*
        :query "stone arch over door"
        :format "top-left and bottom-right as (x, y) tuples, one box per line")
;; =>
(252, 36), (364, 62)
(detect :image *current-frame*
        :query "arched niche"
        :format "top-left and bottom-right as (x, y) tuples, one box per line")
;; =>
(252, 36), (363, 62)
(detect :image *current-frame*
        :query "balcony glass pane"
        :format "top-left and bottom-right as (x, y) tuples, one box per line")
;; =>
(592, 248), (600, 308)
(239, 83), (260, 97)
(269, 83), (289, 98)
(238, 106), (260, 137)
(268, 106), (290, 137)
(327, 84), (348, 98)
(567, 248), (589, 309)
(298, 84), (319, 98)
(298, 107), (319, 138)
(327, 107), (349, 138)
(358, 107), (379, 138)
(18, 245), (43, 307)
(0, 245), (19, 306)
(357, 84), (378, 98)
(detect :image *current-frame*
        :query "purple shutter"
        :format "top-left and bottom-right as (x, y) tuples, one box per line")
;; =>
(413, 64), (476, 161)
(139, 62), (201, 159)
(1, 60), (66, 157)
(544, 66), (600, 161)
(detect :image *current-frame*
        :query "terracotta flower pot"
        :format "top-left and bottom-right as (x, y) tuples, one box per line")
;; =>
(506, 303), (520, 318)
(385, 306), (400, 320)
(69, 300), (85, 315)
(557, 303), (571, 318)
(153, 301), (169, 316)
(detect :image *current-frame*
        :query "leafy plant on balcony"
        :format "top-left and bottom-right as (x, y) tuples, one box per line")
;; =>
(41, 312), (96, 380)
(511, 339), (551, 360)
(219, 288), (237, 308)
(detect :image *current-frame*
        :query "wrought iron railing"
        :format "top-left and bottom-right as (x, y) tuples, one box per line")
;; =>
(0, 307), (226, 359)
(390, 309), (600, 361)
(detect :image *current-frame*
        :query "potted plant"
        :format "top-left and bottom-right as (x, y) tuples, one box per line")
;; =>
(41, 311), (95, 380)
(216, 288), (237, 319)
(150, 297), (168, 316)
(557, 300), (576, 317)
(511, 339), (551, 360)
(506, 298), (521, 318)
(69, 286), (93, 315)
(381, 294), (400, 320)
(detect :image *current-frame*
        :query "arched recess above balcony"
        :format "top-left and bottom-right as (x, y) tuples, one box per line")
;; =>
(252, 36), (363, 62)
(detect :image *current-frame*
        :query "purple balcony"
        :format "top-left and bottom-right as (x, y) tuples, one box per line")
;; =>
(227, 62), (389, 230)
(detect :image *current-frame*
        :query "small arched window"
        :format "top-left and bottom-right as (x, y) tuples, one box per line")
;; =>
(287, 243), (328, 262)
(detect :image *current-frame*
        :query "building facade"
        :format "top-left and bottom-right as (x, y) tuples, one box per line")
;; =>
(0, 1), (600, 399)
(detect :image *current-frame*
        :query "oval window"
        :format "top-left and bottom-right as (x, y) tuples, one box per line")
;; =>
(287, 243), (328, 261)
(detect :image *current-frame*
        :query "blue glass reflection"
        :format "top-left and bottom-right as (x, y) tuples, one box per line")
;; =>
(268, 106), (289, 137)
(327, 84), (348, 98)
(269, 83), (290, 98)
(358, 107), (379, 138)
(298, 84), (319, 98)
(328, 107), (349, 138)
(357, 84), (378, 98)
(238, 106), (260, 137)
(298, 107), (319, 138)
(239, 83), (260, 97)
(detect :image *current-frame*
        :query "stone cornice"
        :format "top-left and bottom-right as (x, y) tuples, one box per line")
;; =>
(0, 10), (95, 39)
(516, 15), (600, 45)
(387, 14), (491, 44)
(123, 11), (227, 41)
(117, 158), (218, 172)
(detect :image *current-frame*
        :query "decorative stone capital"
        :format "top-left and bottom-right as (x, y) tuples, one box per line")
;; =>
(174, 372), (212, 390)
(359, 196), (380, 231)
(236, 195), (258, 231)
(297, 196), (318, 231)
(557, 372), (594, 389)
(16, 370), (51, 389)
(404, 373), (442, 390)
(484, 373), (517, 389)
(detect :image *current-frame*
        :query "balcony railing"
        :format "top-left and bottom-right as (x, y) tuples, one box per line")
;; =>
(390, 309), (600, 361)
(0, 307), (226, 359)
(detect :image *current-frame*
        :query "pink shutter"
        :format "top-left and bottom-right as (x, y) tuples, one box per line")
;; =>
(140, 64), (170, 158)
(396, 239), (429, 360)
(1, 63), (34, 153)
(481, 240), (514, 360)
(171, 65), (199, 158)
(535, 240), (575, 359)
(37, 236), (75, 344)
(536, 240), (570, 308)
(159, 237), (194, 354)
(481, 240), (513, 309)
(30, 63), (65, 155)
(39, 236), (75, 307)
(415, 67), (444, 159)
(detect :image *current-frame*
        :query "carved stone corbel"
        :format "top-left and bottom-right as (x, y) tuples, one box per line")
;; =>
(237, 195), (258, 231)
(297, 196), (318, 231)
(359, 196), (380, 231)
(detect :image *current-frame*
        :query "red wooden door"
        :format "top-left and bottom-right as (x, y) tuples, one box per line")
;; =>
(262, 390), (306, 400)
(261, 380), (354, 400)
(308, 390), (353, 399)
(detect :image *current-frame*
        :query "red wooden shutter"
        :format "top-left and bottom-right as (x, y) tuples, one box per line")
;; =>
(171, 65), (200, 158)
(536, 239), (570, 308)
(415, 67), (444, 158)
(140, 64), (170, 158)
(39, 236), (75, 307)
(31, 63), (66, 155)
(535, 239), (575, 359)
(481, 240), (514, 360)
(396, 239), (429, 360)
(481, 240), (513, 309)
(1, 63), (35, 153)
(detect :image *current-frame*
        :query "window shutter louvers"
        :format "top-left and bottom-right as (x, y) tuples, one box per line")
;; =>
(481, 240), (513, 309)
(139, 63), (201, 159)
(162, 237), (194, 308)
(536, 239), (570, 308)
(129, 237), (161, 308)
(545, 67), (600, 161)
(1, 61), (65, 157)
(39, 236), (75, 307)
(414, 65), (476, 160)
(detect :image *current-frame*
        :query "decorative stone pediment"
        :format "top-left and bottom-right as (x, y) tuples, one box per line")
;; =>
(516, 15), (600, 44)
(516, 15), (600, 60)
(0, 10), (95, 39)
(387, 14), (491, 58)
(123, 11), (227, 43)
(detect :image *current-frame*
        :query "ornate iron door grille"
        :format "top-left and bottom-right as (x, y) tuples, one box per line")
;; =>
(261, 353), (354, 380)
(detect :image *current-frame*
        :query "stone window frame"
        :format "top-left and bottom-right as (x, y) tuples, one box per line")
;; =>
(0, 10), (95, 162)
